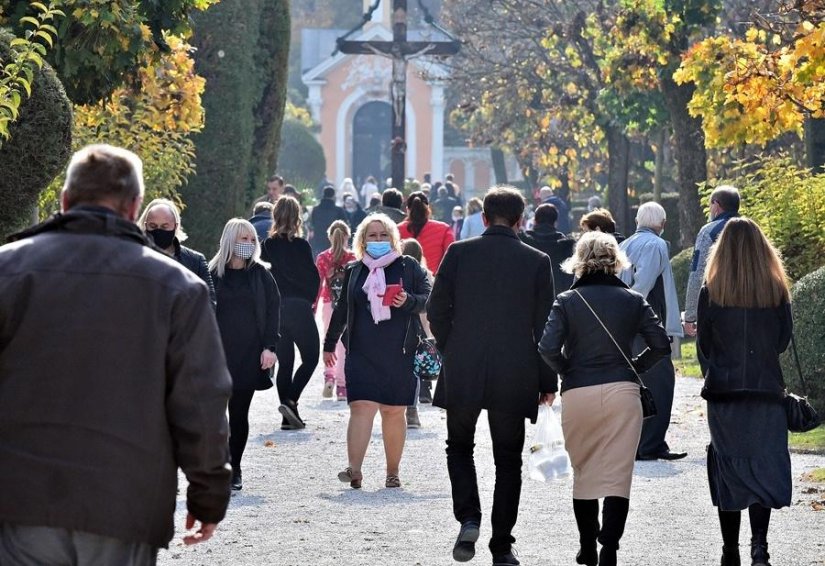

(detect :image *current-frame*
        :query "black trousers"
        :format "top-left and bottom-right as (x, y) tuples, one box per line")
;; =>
(446, 407), (525, 555)
(275, 298), (320, 405)
(228, 389), (255, 471)
(635, 351), (675, 457)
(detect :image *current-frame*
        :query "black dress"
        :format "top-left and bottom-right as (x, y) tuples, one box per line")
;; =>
(216, 268), (271, 391)
(345, 260), (417, 405)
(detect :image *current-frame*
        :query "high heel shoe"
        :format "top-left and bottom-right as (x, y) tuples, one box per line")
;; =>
(337, 467), (362, 489)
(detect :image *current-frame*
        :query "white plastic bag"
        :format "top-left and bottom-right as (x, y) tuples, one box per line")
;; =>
(527, 404), (571, 482)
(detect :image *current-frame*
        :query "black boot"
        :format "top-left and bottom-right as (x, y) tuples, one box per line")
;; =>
(720, 545), (740, 566)
(573, 499), (599, 566)
(750, 533), (770, 566)
(597, 496), (629, 566)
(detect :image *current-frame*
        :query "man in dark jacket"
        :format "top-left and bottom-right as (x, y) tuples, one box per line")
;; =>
(427, 187), (556, 566)
(138, 197), (216, 308)
(249, 201), (274, 242)
(365, 188), (407, 224)
(309, 185), (348, 255)
(432, 185), (459, 223)
(0, 145), (232, 564)
(520, 203), (575, 295)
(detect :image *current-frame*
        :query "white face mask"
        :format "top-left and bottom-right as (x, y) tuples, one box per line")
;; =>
(233, 242), (255, 260)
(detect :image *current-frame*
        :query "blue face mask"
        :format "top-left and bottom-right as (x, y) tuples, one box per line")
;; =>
(366, 241), (392, 258)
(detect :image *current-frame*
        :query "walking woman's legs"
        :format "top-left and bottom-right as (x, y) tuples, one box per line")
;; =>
(347, 401), (379, 472)
(573, 498), (600, 566)
(286, 300), (320, 403)
(228, 389), (255, 486)
(379, 405), (407, 477)
(598, 496), (629, 566)
(749, 504), (772, 565)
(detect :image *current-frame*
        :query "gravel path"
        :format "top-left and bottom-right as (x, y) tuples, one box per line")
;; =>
(160, 362), (825, 565)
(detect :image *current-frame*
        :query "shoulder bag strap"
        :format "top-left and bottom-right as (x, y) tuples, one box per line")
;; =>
(790, 334), (809, 395)
(572, 289), (647, 387)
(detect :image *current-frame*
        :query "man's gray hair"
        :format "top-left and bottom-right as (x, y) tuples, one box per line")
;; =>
(62, 144), (144, 210)
(636, 201), (667, 230)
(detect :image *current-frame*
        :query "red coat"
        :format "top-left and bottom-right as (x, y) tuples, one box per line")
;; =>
(398, 219), (455, 273)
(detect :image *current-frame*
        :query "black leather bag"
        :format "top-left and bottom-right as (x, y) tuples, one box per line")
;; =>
(574, 290), (657, 420)
(785, 336), (821, 432)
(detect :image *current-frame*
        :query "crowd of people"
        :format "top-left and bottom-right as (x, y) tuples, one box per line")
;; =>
(0, 144), (798, 566)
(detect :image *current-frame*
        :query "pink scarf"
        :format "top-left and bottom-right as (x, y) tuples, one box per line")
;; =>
(361, 251), (401, 323)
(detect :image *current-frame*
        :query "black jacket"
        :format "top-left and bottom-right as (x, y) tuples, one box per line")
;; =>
(427, 226), (556, 421)
(519, 226), (575, 295)
(697, 286), (792, 402)
(324, 256), (430, 355)
(213, 264), (281, 351)
(174, 239), (216, 308)
(0, 207), (231, 548)
(249, 212), (272, 242)
(310, 198), (348, 253)
(260, 235), (320, 303)
(538, 271), (671, 393)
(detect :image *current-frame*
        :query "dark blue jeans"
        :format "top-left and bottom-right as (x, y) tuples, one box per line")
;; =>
(446, 407), (525, 555)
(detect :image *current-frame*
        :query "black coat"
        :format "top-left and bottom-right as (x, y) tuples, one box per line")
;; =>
(324, 256), (430, 354)
(519, 226), (575, 294)
(213, 263), (281, 352)
(697, 286), (792, 402)
(174, 239), (216, 308)
(310, 198), (348, 253)
(260, 236), (320, 303)
(427, 225), (556, 421)
(538, 271), (671, 393)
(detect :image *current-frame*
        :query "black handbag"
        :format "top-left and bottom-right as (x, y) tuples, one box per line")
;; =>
(785, 336), (821, 433)
(573, 290), (657, 420)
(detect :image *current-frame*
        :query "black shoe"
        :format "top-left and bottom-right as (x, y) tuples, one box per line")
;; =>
(279, 400), (305, 429)
(452, 521), (480, 562)
(231, 469), (242, 491)
(492, 550), (520, 565)
(721, 545), (741, 566)
(751, 537), (771, 566)
(598, 546), (617, 566)
(280, 417), (295, 431)
(636, 450), (687, 461)
(576, 546), (598, 566)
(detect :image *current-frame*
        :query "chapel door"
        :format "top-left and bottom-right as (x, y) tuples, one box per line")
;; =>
(352, 101), (392, 190)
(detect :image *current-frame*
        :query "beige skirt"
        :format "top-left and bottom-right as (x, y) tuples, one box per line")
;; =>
(561, 381), (642, 499)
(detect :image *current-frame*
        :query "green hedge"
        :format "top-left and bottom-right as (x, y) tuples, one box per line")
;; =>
(0, 31), (72, 239)
(277, 119), (326, 192)
(670, 246), (693, 313)
(782, 267), (825, 415)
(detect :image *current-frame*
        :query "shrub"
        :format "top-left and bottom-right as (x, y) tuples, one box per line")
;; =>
(0, 31), (72, 239)
(277, 118), (326, 193)
(670, 246), (693, 313)
(781, 266), (825, 415)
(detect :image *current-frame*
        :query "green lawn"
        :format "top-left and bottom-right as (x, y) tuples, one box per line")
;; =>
(674, 339), (702, 379)
(790, 425), (825, 454)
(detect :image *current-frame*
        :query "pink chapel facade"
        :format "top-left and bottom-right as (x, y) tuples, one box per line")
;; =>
(300, 2), (521, 199)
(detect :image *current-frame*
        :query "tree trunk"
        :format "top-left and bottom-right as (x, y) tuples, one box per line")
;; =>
(490, 147), (508, 184)
(661, 72), (706, 249)
(805, 116), (825, 173)
(654, 128), (666, 201)
(606, 124), (631, 235)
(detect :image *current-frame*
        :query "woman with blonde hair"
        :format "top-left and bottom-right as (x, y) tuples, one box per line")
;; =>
(209, 219), (281, 490)
(539, 231), (670, 566)
(261, 196), (321, 430)
(314, 220), (356, 401)
(697, 218), (793, 566)
(323, 214), (431, 489)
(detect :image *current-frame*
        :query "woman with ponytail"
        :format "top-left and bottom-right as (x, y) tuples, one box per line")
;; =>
(209, 218), (281, 491)
(314, 220), (356, 401)
(398, 191), (455, 273)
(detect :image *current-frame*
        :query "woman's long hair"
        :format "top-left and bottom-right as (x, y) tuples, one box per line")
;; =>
(705, 217), (789, 308)
(269, 195), (303, 239)
(209, 218), (269, 278)
(327, 220), (351, 263)
(405, 191), (431, 237)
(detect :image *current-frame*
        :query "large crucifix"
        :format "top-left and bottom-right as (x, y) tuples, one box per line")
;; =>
(337, 0), (460, 191)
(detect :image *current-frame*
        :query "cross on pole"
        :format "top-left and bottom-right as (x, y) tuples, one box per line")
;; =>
(337, 0), (460, 192)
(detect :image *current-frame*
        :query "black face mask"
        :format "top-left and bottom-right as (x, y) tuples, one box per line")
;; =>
(147, 228), (176, 249)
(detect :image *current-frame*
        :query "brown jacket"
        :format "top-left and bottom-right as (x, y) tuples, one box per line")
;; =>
(0, 207), (232, 548)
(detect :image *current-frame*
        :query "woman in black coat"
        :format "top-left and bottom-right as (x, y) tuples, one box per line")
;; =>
(538, 231), (670, 566)
(209, 218), (280, 491)
(323, 214), (431, 489)
(697, 218), (793, 566)
(261, 196), (321, 430)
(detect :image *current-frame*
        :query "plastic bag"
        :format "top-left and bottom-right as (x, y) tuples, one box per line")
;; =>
(527, 404), (571, 482)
